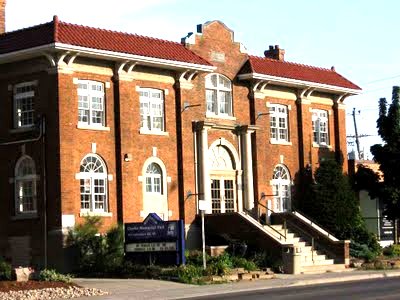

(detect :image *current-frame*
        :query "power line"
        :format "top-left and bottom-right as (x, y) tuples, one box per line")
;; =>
(362, 74), (400, 85)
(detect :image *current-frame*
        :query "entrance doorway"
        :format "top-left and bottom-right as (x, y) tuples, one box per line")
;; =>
(211, 177), (235, 213)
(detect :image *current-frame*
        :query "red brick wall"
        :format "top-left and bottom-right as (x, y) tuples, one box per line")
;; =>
(57, 71), (117, 230)
(182, 21), (250, 224)
(116, 74), (180, 224)
(0, 0), (5, 34)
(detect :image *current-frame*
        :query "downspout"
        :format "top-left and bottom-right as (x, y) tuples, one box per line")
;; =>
(193, 129), (198, 213)
(41, 116), (47, 269)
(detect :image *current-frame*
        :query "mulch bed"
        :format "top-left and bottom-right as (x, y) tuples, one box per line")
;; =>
(0, 281), (78, 293)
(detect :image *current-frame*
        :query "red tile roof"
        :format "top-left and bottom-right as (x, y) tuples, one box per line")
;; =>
(0, 16), (212, 66)
(0, 17), (360, 91)
(245, 56), (361, 90)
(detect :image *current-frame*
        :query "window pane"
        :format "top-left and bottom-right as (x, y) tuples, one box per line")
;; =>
(146, 177), (152, 192)
(206, 90), (217, 113)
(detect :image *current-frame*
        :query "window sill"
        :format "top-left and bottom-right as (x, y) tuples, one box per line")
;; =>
(9, 126), (35, 134)
(80, 211), (113, 217)
(205, 112), (236, 121)
(139, 128), (169, 136)
(270, 140), (292, 146)
(77, 124), (110, 131)
(11, 213), (38, 220)
(312, 142), (332, 149)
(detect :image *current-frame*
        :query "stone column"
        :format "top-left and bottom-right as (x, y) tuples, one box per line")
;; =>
(244, 130), (255, 211)
(200, 126), (211, 213)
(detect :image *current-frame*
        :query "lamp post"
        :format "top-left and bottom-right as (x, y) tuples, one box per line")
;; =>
(198, 199), (207, 270)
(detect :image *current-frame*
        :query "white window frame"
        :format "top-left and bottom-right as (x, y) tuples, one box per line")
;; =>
(269, 104), (289, 143)
(145, 163), (163, 195)
(79, 154), (108, 213)
(271, 164), (291, 212)
(205, 74), (233, 117)
(312, 109), (329, 146)
(139, 88), (165, 133)
(13, 81), (36, 129)
(77, 80), (105, 128)
(15, 155), (38, 215)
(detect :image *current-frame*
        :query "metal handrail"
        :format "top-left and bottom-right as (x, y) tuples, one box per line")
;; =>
(255, 202), (287, 241)
(256, 201), (321, 261)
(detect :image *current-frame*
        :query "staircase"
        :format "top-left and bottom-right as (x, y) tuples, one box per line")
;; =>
(265, 223), (346, 274)
(204, 211), (350, 274)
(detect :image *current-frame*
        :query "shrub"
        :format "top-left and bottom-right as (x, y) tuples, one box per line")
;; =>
(39, 269), (72, 283)
(207, 253), (233, 276)
(67, 217), (125, 275)
(350, 241), (376, 262)
(177, 264), (204, 284)
(0, 258), (11, 281)
(383, 244), (400, 257)
(231, 256), (257, 271)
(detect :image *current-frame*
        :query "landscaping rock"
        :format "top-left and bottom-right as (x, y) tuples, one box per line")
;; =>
(238, 273), (253, 280)
(13, 268), (34, 282)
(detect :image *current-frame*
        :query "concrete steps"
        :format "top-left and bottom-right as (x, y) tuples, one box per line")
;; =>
(266, 222), (340, 272)
(301, 264), (347, 274)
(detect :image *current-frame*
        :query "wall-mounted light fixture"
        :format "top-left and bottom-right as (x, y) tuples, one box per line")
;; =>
(256, 112), (271, 120)
(186, 190), (204, 200)
(182, 102), (201, 113)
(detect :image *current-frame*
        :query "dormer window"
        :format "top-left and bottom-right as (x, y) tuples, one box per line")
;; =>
(205, 74), (233, 117)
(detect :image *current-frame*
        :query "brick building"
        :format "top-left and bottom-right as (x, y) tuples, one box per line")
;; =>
(0, 0), (361, 271)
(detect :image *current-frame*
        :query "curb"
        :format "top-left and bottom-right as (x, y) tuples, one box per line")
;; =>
(175, 271), (400, 299)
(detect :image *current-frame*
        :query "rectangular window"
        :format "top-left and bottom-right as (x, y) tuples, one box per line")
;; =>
(312, 109), (329, 145)
(77, 80), (105, 127)
(139, 89), (165, 132)
(205, 74), (233, 117)
(14, 82), (36, 128)
(269, 104), (288, 143)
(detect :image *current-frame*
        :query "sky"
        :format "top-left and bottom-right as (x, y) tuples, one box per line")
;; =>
(5, 0), (400, 160)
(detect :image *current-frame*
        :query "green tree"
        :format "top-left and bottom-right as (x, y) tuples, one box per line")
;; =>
(305, 159), (364, 240)
(371, 86), (400, 220)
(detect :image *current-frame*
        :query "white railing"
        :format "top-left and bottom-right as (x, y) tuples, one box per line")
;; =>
(292, 211), (339, 242)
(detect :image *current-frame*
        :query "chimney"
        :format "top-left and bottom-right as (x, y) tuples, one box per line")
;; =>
(264, 45), (285, 61)
(0, 0), (5, 34)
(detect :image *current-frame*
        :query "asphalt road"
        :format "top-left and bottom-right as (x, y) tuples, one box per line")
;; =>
(186, 277), (400, 300)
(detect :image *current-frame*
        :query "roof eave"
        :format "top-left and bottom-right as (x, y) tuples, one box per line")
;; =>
(238, 72), (362, 95)
(54, 43), (216, 72)
(0, 42), (216, 72)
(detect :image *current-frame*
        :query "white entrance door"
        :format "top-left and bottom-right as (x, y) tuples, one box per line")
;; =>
(211, 177), (236, 213)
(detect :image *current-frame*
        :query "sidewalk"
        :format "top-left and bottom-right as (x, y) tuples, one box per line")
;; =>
(74, 269), (400, 300)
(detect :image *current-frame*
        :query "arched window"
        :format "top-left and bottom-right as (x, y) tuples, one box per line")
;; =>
(272, 165), (291, 212)
(79, 154), (108, 212)
(15, 156), (37, 214)
(205, 74), (233, 117)
(145, 163), (163, 194)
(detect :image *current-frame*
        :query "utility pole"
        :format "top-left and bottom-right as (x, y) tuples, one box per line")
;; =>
(352, 108), (361, 160)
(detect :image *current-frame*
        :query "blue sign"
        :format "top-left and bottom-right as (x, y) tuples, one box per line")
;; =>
(124, 213), (185, 265)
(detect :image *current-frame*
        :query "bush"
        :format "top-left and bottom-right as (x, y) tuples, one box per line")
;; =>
(39, 269), (72, 283)
(177, 264), (204, 284)
(67, 217), (125, 275)
(350, 241), (376, 262)
(206, 253), (233, 276)
(0, 258), (12, 281)
(383, 244), (400, 257)
(231, 256), (257, 271)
